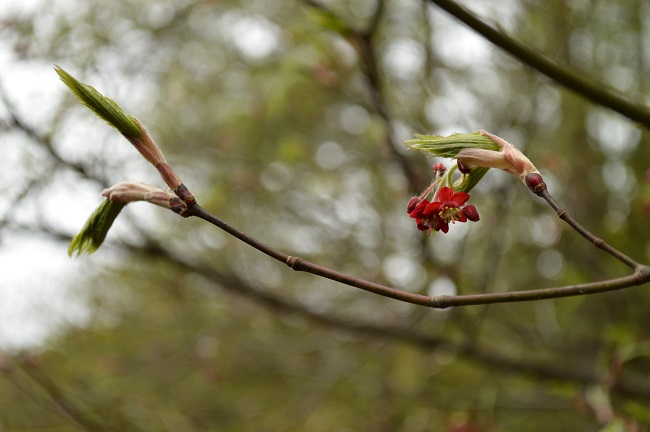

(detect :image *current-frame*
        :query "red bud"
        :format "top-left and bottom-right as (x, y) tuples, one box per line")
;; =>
(525, 173), (545, 193)
(432, 163), (446, 174)
(407, 196), (422, 213)
(462, 204), (480, 222)
(457, 161), (471, 174)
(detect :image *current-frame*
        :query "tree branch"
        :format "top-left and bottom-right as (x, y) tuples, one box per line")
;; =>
(536, 187), (642, 270)
(132, 237), (650, 401)
(0, 83), (110, 188)
(301, 0), (425, 192)
(187, 200), (650, 309)
(425, 0), (650, 127)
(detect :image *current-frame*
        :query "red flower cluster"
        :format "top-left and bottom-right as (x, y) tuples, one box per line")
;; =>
(408, 187), (479, 234)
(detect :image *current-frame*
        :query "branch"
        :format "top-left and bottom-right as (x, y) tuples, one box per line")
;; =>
(0, 82), (109, 187)
(54, 70), (650, 307)
(187, 201), (650, 309)
(301, 0), (424, 192)
(425, 0), (650, 127)
(536, 187), (641, 270)
(114, 239), (650, 400)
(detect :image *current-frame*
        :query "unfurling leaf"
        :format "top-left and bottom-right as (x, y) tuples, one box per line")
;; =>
(54, 65), (142, 139)
(68, 199), (126, 257)
(405, 132), (500, 158)
(405, 130), (540, 189)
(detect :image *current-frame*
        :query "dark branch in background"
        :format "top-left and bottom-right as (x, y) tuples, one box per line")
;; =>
(302, 0), (424, 192)
(425, 0), (650, 128)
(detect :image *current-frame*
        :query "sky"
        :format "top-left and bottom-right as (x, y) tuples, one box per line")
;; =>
(0, 0), (98, 350)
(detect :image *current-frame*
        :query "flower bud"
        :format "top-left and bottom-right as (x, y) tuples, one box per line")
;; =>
(407, 196), (422, 213)
(462, 204), (480, 222)
(101, 182), (153, 203)
(456, 130), (539, 182)
(457, 161), (471, 174)
(432, 163), (446, 174)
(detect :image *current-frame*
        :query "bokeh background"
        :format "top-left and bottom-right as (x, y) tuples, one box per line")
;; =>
(1, 0), (650, 430)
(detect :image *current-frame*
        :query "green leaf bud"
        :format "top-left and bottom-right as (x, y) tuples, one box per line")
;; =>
(68, 199), (127, 257)
(54, 65), (142, 139)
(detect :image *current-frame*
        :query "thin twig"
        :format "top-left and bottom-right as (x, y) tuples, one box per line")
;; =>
(537, 188), (641, 270)
(425, 0), (650, 127)
(300, 0), (424, 192)
(187, 203), (433, 307)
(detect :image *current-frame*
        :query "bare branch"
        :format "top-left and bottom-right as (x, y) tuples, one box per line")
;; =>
(187, 202), (650, 309)
(425, 0), (650, 127)
(536, 187), (642, 270)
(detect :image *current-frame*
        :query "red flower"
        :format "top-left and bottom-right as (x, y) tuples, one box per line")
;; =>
(408, 187), (479, 234)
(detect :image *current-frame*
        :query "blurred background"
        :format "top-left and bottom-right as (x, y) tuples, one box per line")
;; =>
(1, 0), (650, 430)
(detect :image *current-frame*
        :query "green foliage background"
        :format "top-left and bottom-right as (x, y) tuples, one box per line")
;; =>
(2, 0), (650, 430)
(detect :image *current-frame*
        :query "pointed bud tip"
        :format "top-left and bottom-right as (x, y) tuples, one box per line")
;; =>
(54, 65), (142, 139)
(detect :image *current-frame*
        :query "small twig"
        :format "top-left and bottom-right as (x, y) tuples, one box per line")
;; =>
(536, 188), (641, 270)
(188, 203), (433, 307)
